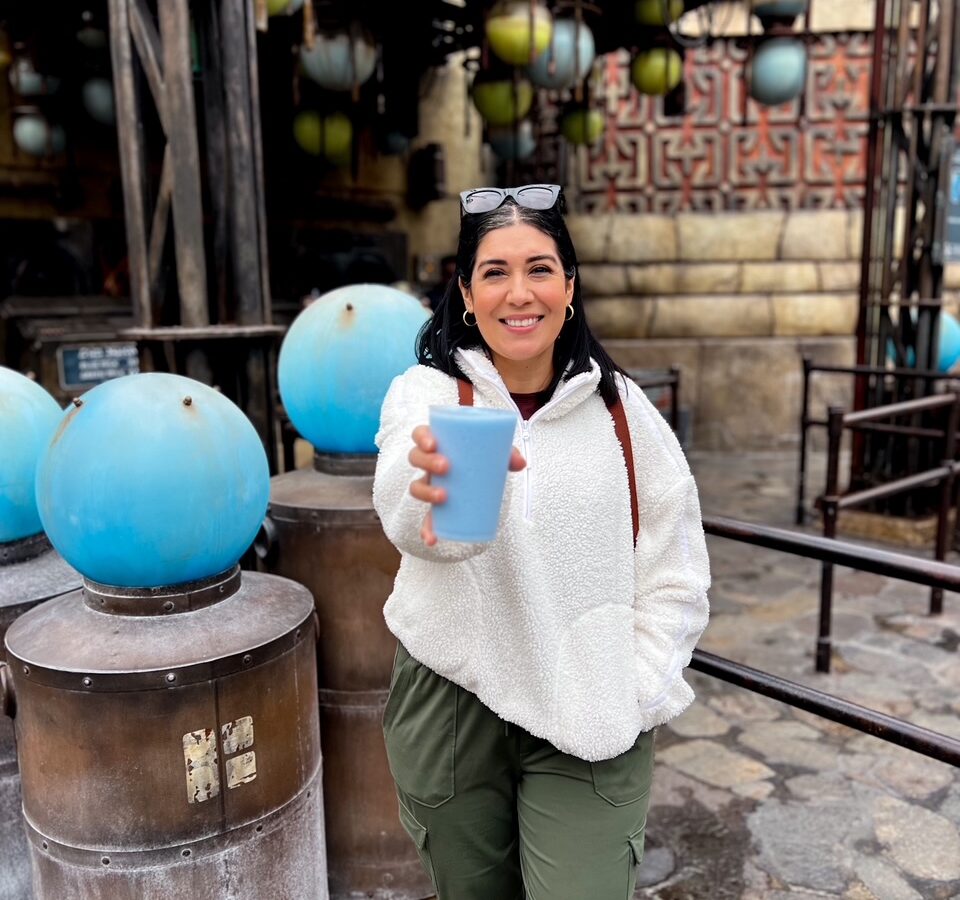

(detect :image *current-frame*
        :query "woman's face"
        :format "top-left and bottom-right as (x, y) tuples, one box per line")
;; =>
(460, 222), (573, 383)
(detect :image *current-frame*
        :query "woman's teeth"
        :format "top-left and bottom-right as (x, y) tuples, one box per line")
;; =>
(503, 316), (542, 327)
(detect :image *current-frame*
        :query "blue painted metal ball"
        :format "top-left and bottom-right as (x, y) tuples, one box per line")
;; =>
(749, 38), (807, 107)
(526, 19), (595, 91)
(0, 367), (62, 543)
(278, 284), (430, 454)
(35, 373), (269, 587)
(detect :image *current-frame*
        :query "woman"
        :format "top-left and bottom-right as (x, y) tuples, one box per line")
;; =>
(373, 184), (710, 900)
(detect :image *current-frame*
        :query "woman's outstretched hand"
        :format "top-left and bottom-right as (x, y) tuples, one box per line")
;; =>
(408, 424), (526, 546)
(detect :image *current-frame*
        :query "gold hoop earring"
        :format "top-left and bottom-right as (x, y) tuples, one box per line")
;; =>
(565, 305), (575, 322)
(463, 310), (477, 327)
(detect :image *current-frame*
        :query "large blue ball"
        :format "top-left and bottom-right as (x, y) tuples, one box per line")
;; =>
(35, 373), (269, 587)
(279, 284), (429, 454)
(0, 367), (62, 542)
(749, 37), (807, 106)
(526, 19), (595, 91)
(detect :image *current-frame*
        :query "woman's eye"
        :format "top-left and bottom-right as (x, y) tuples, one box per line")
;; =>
(531, 266), (552, 275)
(483, 269), (505, 278)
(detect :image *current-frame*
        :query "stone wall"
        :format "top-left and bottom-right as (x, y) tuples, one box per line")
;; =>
(570, 209), (868, 449)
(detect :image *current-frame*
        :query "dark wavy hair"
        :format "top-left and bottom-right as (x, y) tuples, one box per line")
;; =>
(416, 194), (627, 407)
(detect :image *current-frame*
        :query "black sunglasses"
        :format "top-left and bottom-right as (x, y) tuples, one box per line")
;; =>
(459, 184), (562, 216)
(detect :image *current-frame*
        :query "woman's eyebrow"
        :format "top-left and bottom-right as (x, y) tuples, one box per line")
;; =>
(478, 254), (558, 268)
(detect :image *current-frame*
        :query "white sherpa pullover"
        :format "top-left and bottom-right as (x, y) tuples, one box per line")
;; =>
(373, 348), (711, 762)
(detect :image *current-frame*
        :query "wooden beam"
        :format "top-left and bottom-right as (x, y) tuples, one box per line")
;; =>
(158, 0), (209, 327)
(128, 0), (167, 132)
(108, 0), (152, 328)
(147, 144), (173, 293)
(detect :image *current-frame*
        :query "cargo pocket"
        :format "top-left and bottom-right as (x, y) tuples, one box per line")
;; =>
(590, 728), (655, 807)
(382, 643), (457, 808)
(398, 799), (438, 890)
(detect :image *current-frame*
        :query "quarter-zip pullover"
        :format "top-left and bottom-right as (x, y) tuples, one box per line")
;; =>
(373, 348), (711, 762)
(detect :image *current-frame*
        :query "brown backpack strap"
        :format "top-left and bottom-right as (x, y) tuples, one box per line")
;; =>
(610, 396), (640, 547)
(459, 375), (638, 547)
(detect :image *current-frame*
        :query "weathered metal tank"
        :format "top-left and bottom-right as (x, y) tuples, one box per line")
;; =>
(2, 565), (328, 900)
(262, 453), (432, 899)
(0, 534), (81, 900)
(267, 281), (432, 898)
(1, 371), (329, 899)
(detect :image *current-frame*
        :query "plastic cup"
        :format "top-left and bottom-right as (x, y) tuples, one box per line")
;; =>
(429, 405), (518, 542)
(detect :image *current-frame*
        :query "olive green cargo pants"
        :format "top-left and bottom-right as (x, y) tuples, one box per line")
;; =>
(382, 642), (655, 900)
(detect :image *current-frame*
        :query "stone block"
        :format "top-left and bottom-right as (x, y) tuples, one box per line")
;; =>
(810, 0), (876, 33)
(579, 263), (628, 296)
(604, 338), (702, 410)
(781, 211), (850, 260)
(819, 262), (861, 292)
(583, 296), (652, 339)
(772, 293), (858, 337)
(651, 295), (772, 339)
(607, 214), (677, 263)
(741, 262), (819, 294)
(677, 211), (784, 262)
(696, 338), (805, 450)
(626, 264), (678, 295)
(567, 213), (612, 263)
(676, 263), (741, 295)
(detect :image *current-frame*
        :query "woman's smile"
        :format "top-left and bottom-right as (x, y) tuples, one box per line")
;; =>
(500, 314), (545, 332)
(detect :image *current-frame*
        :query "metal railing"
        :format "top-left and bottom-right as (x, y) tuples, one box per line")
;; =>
(629, 366), (681, 433)
(699, 515), (960, 765)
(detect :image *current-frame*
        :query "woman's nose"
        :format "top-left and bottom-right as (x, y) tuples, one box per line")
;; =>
(505, 275), (534, 303)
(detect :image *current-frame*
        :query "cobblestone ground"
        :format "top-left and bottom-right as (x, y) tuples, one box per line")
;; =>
(635, 451), (960, 900)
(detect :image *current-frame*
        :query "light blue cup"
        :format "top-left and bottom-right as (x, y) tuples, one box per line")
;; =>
(430, 406), (518, 542)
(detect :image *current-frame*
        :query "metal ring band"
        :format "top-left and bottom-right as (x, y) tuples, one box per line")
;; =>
(82, 565), (242, 616)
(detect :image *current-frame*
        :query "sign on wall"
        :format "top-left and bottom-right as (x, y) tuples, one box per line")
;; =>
(57, 343), (140, 391)
(945, 147), (960, 262)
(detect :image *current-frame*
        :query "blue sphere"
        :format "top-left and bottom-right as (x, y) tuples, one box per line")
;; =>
(749, 38), (807, 106)
(885, 311), (960, 373)
(35, 373), (269, 587)
(0, 367), (62, 542)
(279, 284), (430, 454)
(526, 19), (595, 91)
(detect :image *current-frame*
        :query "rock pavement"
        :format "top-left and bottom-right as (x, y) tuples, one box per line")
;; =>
(635, 451), (960, 899)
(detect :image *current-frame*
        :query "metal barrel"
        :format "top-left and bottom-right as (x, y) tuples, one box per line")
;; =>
(2, 567), (328, 900)
(0, 535), (81, 900)
(262, 455), (433, 900)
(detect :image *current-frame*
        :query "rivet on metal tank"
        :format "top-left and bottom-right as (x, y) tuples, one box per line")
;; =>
(0, 366), (81, 900)
(269, 284), (433, 898)
(4, 372), (329, 900)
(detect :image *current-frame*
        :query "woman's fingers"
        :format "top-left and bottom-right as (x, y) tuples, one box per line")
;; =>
(410, 474), (447, 506)
(411, 424), (436, 452)
(509, 447), (526, 472)
(420, 510), (438, 547)
(409, 445), (449, 475)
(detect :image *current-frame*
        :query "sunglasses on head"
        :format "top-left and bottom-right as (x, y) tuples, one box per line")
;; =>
(459, 184), (562, 216)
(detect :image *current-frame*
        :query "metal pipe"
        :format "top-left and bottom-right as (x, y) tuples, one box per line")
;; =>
(806, 362), (950, 379)
(931, 394), (960, 613)
(836, 465), (951, 508)
(842, 393), (957, 426)
(796, 356), (811, 525)
(817, 408), (844, 673)
(702, 516), (960, 593)
(689, 650), (960, 767)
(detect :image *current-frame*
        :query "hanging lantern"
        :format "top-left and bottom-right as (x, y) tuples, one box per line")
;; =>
(631, 47), (683, 96)
(486, 1), (553, 67)
(300, 26), (377, 92)
(749, 37), (806, 106)
(560, 107), (604, 145)
(487, 120), (537, 160)
(293, 110), (352, 165)
(635, 0), (684, 26)
(82, 77), (115, 125)
(13, 113), (65, 157)
(750, 0), (808, 28)
(526, 18), (595, 91)
(8, 57), (59, 96)
(267, 0), (304, 15)
(471, 72), (534, 127)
